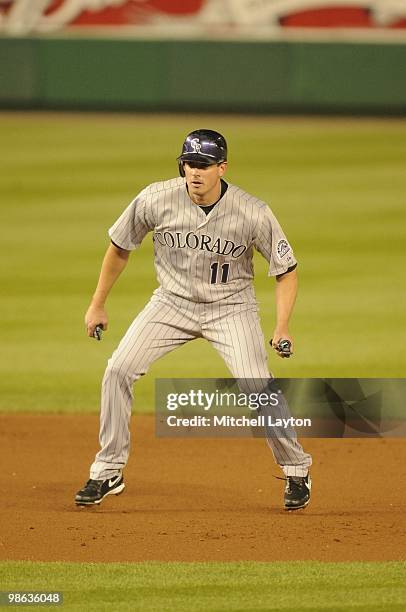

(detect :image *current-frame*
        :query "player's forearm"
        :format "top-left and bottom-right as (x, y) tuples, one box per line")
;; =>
(90, 243), (130, 307)
(274, 269), (298, 331)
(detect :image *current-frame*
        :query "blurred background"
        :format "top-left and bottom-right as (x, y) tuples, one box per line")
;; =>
(1, 0), (405, 413)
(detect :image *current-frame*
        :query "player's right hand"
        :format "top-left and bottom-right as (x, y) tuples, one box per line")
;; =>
(85, 304), (108, 339)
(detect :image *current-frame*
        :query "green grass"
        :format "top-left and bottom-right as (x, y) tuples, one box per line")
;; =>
(1, 114), (406, 412)
(0, 561), (405, 611)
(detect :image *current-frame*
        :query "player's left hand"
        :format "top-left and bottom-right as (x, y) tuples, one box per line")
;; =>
(270, 332), (294, 358)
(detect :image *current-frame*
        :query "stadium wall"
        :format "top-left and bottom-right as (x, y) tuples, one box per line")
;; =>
(1, 37), (405, 113)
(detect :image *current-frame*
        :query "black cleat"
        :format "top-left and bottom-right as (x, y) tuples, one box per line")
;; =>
(75, 473), (125, 506)
(284, 474), (311, 510)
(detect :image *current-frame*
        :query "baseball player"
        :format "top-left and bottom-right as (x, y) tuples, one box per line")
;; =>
(75, 129), (312, 510)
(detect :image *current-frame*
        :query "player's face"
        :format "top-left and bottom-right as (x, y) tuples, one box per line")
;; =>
(183, 161), (227, 205)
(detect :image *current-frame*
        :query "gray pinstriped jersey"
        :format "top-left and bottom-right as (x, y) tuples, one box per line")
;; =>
(109, 177), (297, 303)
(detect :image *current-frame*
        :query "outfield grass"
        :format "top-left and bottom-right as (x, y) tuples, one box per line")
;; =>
(1, 114), (405, 412)
(0, 561), (405, 611)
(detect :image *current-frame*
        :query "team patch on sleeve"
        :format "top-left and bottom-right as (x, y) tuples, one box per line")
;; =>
(276, 238), (292, 260)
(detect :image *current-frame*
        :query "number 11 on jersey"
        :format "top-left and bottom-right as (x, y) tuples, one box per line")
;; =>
(210, 261), (230, 284)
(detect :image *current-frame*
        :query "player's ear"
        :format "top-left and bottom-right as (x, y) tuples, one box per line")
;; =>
(218, 162), (227, 177)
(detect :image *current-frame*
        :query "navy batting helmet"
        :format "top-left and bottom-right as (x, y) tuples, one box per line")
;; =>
(177, 129), (227, 177)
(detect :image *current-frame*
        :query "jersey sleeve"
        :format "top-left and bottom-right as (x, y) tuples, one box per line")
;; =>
(253, 205), (297, 276)
(108, 189), (154, 250)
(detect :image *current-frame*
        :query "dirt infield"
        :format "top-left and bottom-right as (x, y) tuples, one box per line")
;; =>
(0, 414), (405, 562)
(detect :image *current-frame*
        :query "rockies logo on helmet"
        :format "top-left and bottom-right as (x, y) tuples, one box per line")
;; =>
(190, 138), (202, 153)
(177, 129), (227, 177)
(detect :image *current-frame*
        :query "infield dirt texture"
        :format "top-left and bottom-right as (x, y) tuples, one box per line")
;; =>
(1, 114), (405, 610)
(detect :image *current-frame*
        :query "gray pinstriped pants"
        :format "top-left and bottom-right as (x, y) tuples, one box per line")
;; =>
(90, 289), (312, 480)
